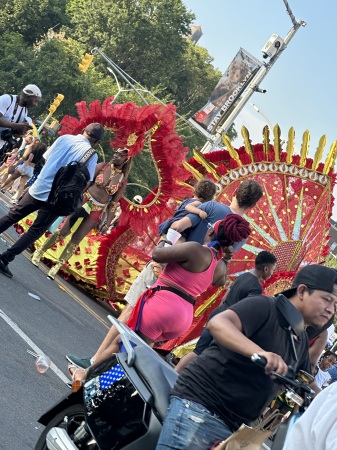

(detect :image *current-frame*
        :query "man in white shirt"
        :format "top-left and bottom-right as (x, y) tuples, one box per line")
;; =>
(0, 123), (104, 278)
(283, 382), (337, 450)
(0, 84), (41, 151)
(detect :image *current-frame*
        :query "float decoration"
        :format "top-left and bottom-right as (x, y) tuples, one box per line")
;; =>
(160, 125), (337, 352)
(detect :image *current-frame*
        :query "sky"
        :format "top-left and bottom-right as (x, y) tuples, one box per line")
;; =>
(183, 0), (337, 218)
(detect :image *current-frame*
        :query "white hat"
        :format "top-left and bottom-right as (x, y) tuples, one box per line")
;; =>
(23, 84), (42, 98)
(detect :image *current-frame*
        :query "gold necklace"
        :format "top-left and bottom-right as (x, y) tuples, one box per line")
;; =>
(109, 163), (122, 180)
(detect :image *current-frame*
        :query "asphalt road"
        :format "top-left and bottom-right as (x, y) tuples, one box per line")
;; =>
(0, 194), (111, 449)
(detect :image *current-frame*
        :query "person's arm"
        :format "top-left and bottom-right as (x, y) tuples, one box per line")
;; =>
(170, 216), (193, 233)
(308, 329), (328, 370)
(171, 203), (208, 233)
(152, 240), (201, 265)
(211, 259), (228, 286)
(22, 151), (34, 167)
(103, 181), (127, 230)
(207, 309), (288, 375)
(13, 144), (33, 168)
(185, 200), (208, 219)
(0, 112), (32, 135)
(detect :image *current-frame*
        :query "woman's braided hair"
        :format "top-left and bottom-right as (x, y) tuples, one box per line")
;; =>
(213, 214), (251, 248)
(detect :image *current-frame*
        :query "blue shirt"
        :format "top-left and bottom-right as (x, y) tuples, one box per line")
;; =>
(158, 198), (196, 235)
(29, 134), (97, 202)
(186, 201), (247, 250)
(328, 364), (337, 383)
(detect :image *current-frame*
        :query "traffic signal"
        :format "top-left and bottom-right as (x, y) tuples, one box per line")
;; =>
(79, 53), (94, 73)
(48, 93), (64, 114)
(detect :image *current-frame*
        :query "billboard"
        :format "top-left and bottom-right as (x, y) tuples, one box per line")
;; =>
(190, 48), (262, 136)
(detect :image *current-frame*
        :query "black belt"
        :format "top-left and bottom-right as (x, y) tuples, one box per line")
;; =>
(152, 285), (195, 306)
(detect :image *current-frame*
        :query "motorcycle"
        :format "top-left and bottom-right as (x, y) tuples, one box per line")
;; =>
(35, 316), (178, 450)
(251, 354), (315, 450)
(35, 316), (315, 450)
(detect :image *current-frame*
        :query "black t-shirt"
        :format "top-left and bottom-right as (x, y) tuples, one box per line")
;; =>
(194, 272), (262, 355)
(224, 272), (262, 307)
(172, 296), (311, 430)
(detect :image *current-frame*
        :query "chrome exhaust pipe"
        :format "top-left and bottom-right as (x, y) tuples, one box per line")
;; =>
(46, 427), (78, 450)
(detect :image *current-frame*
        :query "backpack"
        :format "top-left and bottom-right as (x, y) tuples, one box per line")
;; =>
(47, 148), (96, 216)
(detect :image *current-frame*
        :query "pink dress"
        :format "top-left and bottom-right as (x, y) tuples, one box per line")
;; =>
(135, 248), (218, 342)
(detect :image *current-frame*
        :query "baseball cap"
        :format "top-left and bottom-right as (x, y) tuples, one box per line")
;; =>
(279, 264), (337, 298)
(84, 123), (105, 140)
(23, 84), (42, 98)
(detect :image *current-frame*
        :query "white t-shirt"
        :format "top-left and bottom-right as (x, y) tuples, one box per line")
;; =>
(283, 382), (337, 450)
(0, 94), (30, 148)
(315, 366), (331, 389)
(29, 134), (98, 202)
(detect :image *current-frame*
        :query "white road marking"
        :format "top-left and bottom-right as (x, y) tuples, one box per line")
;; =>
(0, 308), (71, 384)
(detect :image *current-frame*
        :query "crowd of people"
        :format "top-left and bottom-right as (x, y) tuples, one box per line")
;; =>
(1, 84), (337, 450)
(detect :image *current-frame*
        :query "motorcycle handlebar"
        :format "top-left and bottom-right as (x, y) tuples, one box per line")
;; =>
(251, 353), (315, 395)
(251, 353), (267, 368)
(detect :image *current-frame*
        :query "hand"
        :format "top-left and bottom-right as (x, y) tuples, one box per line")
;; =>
(258, 351), (288, 376)
(198, 211), (208, 219)
(152, 262), (163, 278)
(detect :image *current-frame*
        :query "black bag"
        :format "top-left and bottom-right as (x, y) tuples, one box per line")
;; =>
(48, 148), (96, 215)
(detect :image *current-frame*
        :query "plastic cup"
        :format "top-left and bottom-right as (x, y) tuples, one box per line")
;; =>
(35, 355), (51, 374)
(165, 228), (182, 247)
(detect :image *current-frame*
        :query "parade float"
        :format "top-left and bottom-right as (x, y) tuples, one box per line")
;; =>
(18, 100), (337, 354)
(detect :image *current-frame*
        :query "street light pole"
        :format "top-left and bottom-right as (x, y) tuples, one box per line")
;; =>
(250, 103), (274, 129)
(200, 4), (306, 153)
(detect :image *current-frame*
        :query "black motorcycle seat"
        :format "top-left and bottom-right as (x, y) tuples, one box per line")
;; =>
(133, 345), (178, 421)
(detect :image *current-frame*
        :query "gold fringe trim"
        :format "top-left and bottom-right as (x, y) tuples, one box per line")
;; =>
(193, 149), (220, 180)
(323, 141), (337, 174)
(241, 126), (254, 162)
(286, 127), (295, 164)
(273, 124), (281, 162)
(182, 161), (203, 181)
(299, 130), (310, 167)
(263, 125), (271, 160)
(194, 288), (223, 317)
(313, 135), (326, 170)
(222, 134), (242, 166)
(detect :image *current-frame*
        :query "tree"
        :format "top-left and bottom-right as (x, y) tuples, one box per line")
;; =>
(0, 0), (237, 195)
(0, 32), (34, 93)
(0, 0), (69, 45)
(65, 0), (194, 89)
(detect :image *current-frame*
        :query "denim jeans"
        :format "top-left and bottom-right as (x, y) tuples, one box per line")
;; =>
(0, 192), (58, 263)
(156, 396), (233, 450)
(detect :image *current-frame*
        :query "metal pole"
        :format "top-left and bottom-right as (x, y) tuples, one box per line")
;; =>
(92, 47), (149, 105)
(92, 47), (198, 129)
(200, 17), (306, 153)
(37, 112), (53, 133)
(250, 103), (274, 129)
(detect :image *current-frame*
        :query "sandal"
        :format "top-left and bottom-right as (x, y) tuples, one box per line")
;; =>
(68, 364), (87, 382)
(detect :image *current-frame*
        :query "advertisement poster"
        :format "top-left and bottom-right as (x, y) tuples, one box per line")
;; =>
(190, 48), (262, 136)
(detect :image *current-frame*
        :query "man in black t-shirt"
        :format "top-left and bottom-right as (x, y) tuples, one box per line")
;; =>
(156, 265), (337, 450)
(175, 251), (277, 373)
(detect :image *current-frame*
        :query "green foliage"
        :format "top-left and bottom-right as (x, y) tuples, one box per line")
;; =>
(0, 0), (238, 196)
(0, 32), (34, 93)
(65, 0), (194, 89)
(0, 0), (69, 45)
